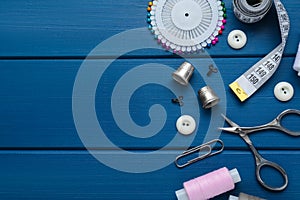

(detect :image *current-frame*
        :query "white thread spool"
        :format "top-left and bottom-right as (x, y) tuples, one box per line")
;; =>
(293, 42), (300, 76)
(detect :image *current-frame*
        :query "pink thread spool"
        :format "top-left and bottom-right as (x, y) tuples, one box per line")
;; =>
(175, 167), (241, 200)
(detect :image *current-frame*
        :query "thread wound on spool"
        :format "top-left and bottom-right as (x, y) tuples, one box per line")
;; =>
(183, 167), (235, 200)
(293, 42), (300, 76)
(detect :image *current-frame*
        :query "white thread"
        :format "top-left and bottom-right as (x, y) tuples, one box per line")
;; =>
(293, 42), (300, 76)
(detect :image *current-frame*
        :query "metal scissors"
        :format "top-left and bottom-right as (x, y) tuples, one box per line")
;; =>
(219, 109), (300, 191)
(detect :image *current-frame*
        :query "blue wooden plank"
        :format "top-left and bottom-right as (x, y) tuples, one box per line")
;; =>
(0, 0), (299, 57)
(0, 58), (299, 149)
(0, 150), (298, 199)
(0, 0), (299, 199)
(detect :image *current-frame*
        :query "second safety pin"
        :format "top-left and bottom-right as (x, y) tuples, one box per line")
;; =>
(175, 139), (224, 168)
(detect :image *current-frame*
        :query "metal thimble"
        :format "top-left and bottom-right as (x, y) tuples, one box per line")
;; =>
(198, 86), (220, 109)
(172, 62), (195, 86)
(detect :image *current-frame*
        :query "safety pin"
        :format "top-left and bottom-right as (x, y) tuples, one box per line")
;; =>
(175, 139), (224, 168)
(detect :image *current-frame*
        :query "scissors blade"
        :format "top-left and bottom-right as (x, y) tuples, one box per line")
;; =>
(219, 127), (239, 133)
(221, 114), (240, 128)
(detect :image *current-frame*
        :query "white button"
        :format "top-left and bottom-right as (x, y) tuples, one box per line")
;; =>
(274, 82), (294, 102)
(227, 30), (247, 49)
(176, 115), (196, 135)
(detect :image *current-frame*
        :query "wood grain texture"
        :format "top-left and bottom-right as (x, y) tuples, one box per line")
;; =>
(0, 58), (299, 149)
(0, 0), (300, 199)
(0, 151), (299, 200)
(0, 0), (299, 57)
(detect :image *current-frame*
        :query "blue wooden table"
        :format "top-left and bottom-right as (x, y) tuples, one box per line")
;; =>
(0, 0), (300, 199)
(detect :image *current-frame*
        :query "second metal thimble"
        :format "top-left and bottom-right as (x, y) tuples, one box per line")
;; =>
(198, 86), (220, 109)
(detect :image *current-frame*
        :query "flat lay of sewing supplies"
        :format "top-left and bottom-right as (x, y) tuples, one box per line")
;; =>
(1, 0), (300, 198)
(144, 0), (298, 199)
(220, 109), (300, 191)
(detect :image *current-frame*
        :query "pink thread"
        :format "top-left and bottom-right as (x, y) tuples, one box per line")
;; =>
(183, 167), (235, 200)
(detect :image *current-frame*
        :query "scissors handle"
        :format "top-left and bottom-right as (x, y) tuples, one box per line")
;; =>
(241, 134), (288, 191)
(275, 109), (300, 136)
(256, 158), (288, 191)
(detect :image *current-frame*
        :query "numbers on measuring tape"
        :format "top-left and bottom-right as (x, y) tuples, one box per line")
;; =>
(262, 59), (276, 71)
(246, 57), (279, 87)
(255, 66), (269, 78)
(271, 52), (281, 63)
(247, 73), (261, 85)
(280, 13), (288, 21)
(281, 23), (289, 34)
(277, 3), (284, 11)
(245, 52), (282, 87)
(241, 16), (251, 23)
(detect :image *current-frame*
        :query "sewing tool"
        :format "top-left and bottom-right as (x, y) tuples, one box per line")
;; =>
(198, 86), (220, 109)
(176, 167), (241, 200)
(233, 0), (272, 24)
(172, 96), (184, 106)
(207, 64), (218, 76)
(229, 193), (266, 200)
(175, 139), (224, 168)
(172, 62), (195, 86)
(147, 0), (227, 53)
(220, 109), (300, 191)
(293, 42), (300, 76)
(230, 0), (290, 102)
